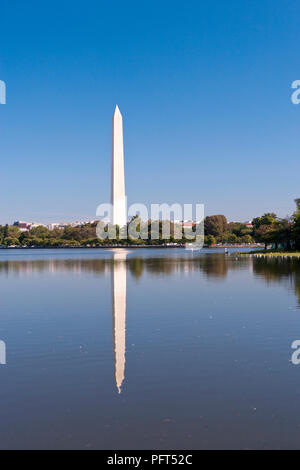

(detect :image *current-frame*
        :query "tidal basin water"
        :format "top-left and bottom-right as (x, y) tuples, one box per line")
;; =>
(0, 248), (300, 450)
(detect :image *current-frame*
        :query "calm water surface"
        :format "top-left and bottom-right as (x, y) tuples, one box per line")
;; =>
(0, 248), (300, 449)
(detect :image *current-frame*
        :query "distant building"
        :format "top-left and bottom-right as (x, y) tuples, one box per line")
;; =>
(240, 221), (253, 228)
(182, 221), (194, 228)
(14, 221), (48, 231)
(47, 221), (86, 231)
(47, 223), (60, 231)
(29, 223), (47, 230)
(13, 221), (30, 231)
(13, 220), (92, 232)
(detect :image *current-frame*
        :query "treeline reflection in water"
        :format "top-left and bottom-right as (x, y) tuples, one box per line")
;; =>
(253, 256), (300, 306)
(0, 254), (245, 278)
(0, 253), (299, 305)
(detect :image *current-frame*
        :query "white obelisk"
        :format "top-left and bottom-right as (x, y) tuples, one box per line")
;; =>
(111, 105), (126, 227)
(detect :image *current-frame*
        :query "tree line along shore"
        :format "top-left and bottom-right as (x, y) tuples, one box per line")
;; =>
(0, 198), (299, 250)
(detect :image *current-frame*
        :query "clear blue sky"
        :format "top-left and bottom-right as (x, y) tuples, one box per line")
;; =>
(0, 0), (299, 224)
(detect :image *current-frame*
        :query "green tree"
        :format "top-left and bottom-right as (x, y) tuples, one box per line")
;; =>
(204, 215), (228, 237)
(241, 234), (253, 244)
(4, 225), (21, 239)
(273, 218), (292, 250)
(48, 228), (64, 239)
(4, 237), (20, 246)
(252, 213), (277, 229)
(252, 213), (278, 249)
(292, 199), (300, 250)
(3, 224), (9, 238)
(205, 234), (216, 246)
(25, 237), (44, 247)
(228, 222), (253, 238)
(62, 226), (81, 241)
(30, 226), (50, 239)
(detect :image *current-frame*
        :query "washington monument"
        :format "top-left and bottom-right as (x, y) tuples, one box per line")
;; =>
(111, 105), (127, 227)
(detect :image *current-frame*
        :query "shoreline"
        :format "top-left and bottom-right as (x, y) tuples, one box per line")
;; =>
(250, 251), (300, 259)
(0, 245), (184, 250)
(0, 244), (262, 250)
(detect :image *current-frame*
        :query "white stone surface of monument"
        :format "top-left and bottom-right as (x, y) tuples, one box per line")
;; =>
(111, 105), (126, 227)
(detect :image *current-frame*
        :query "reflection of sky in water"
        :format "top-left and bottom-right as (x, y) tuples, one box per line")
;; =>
(0, 249), (299, 449)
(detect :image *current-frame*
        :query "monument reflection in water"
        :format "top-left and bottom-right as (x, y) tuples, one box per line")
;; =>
(111, 250), (127, 394)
